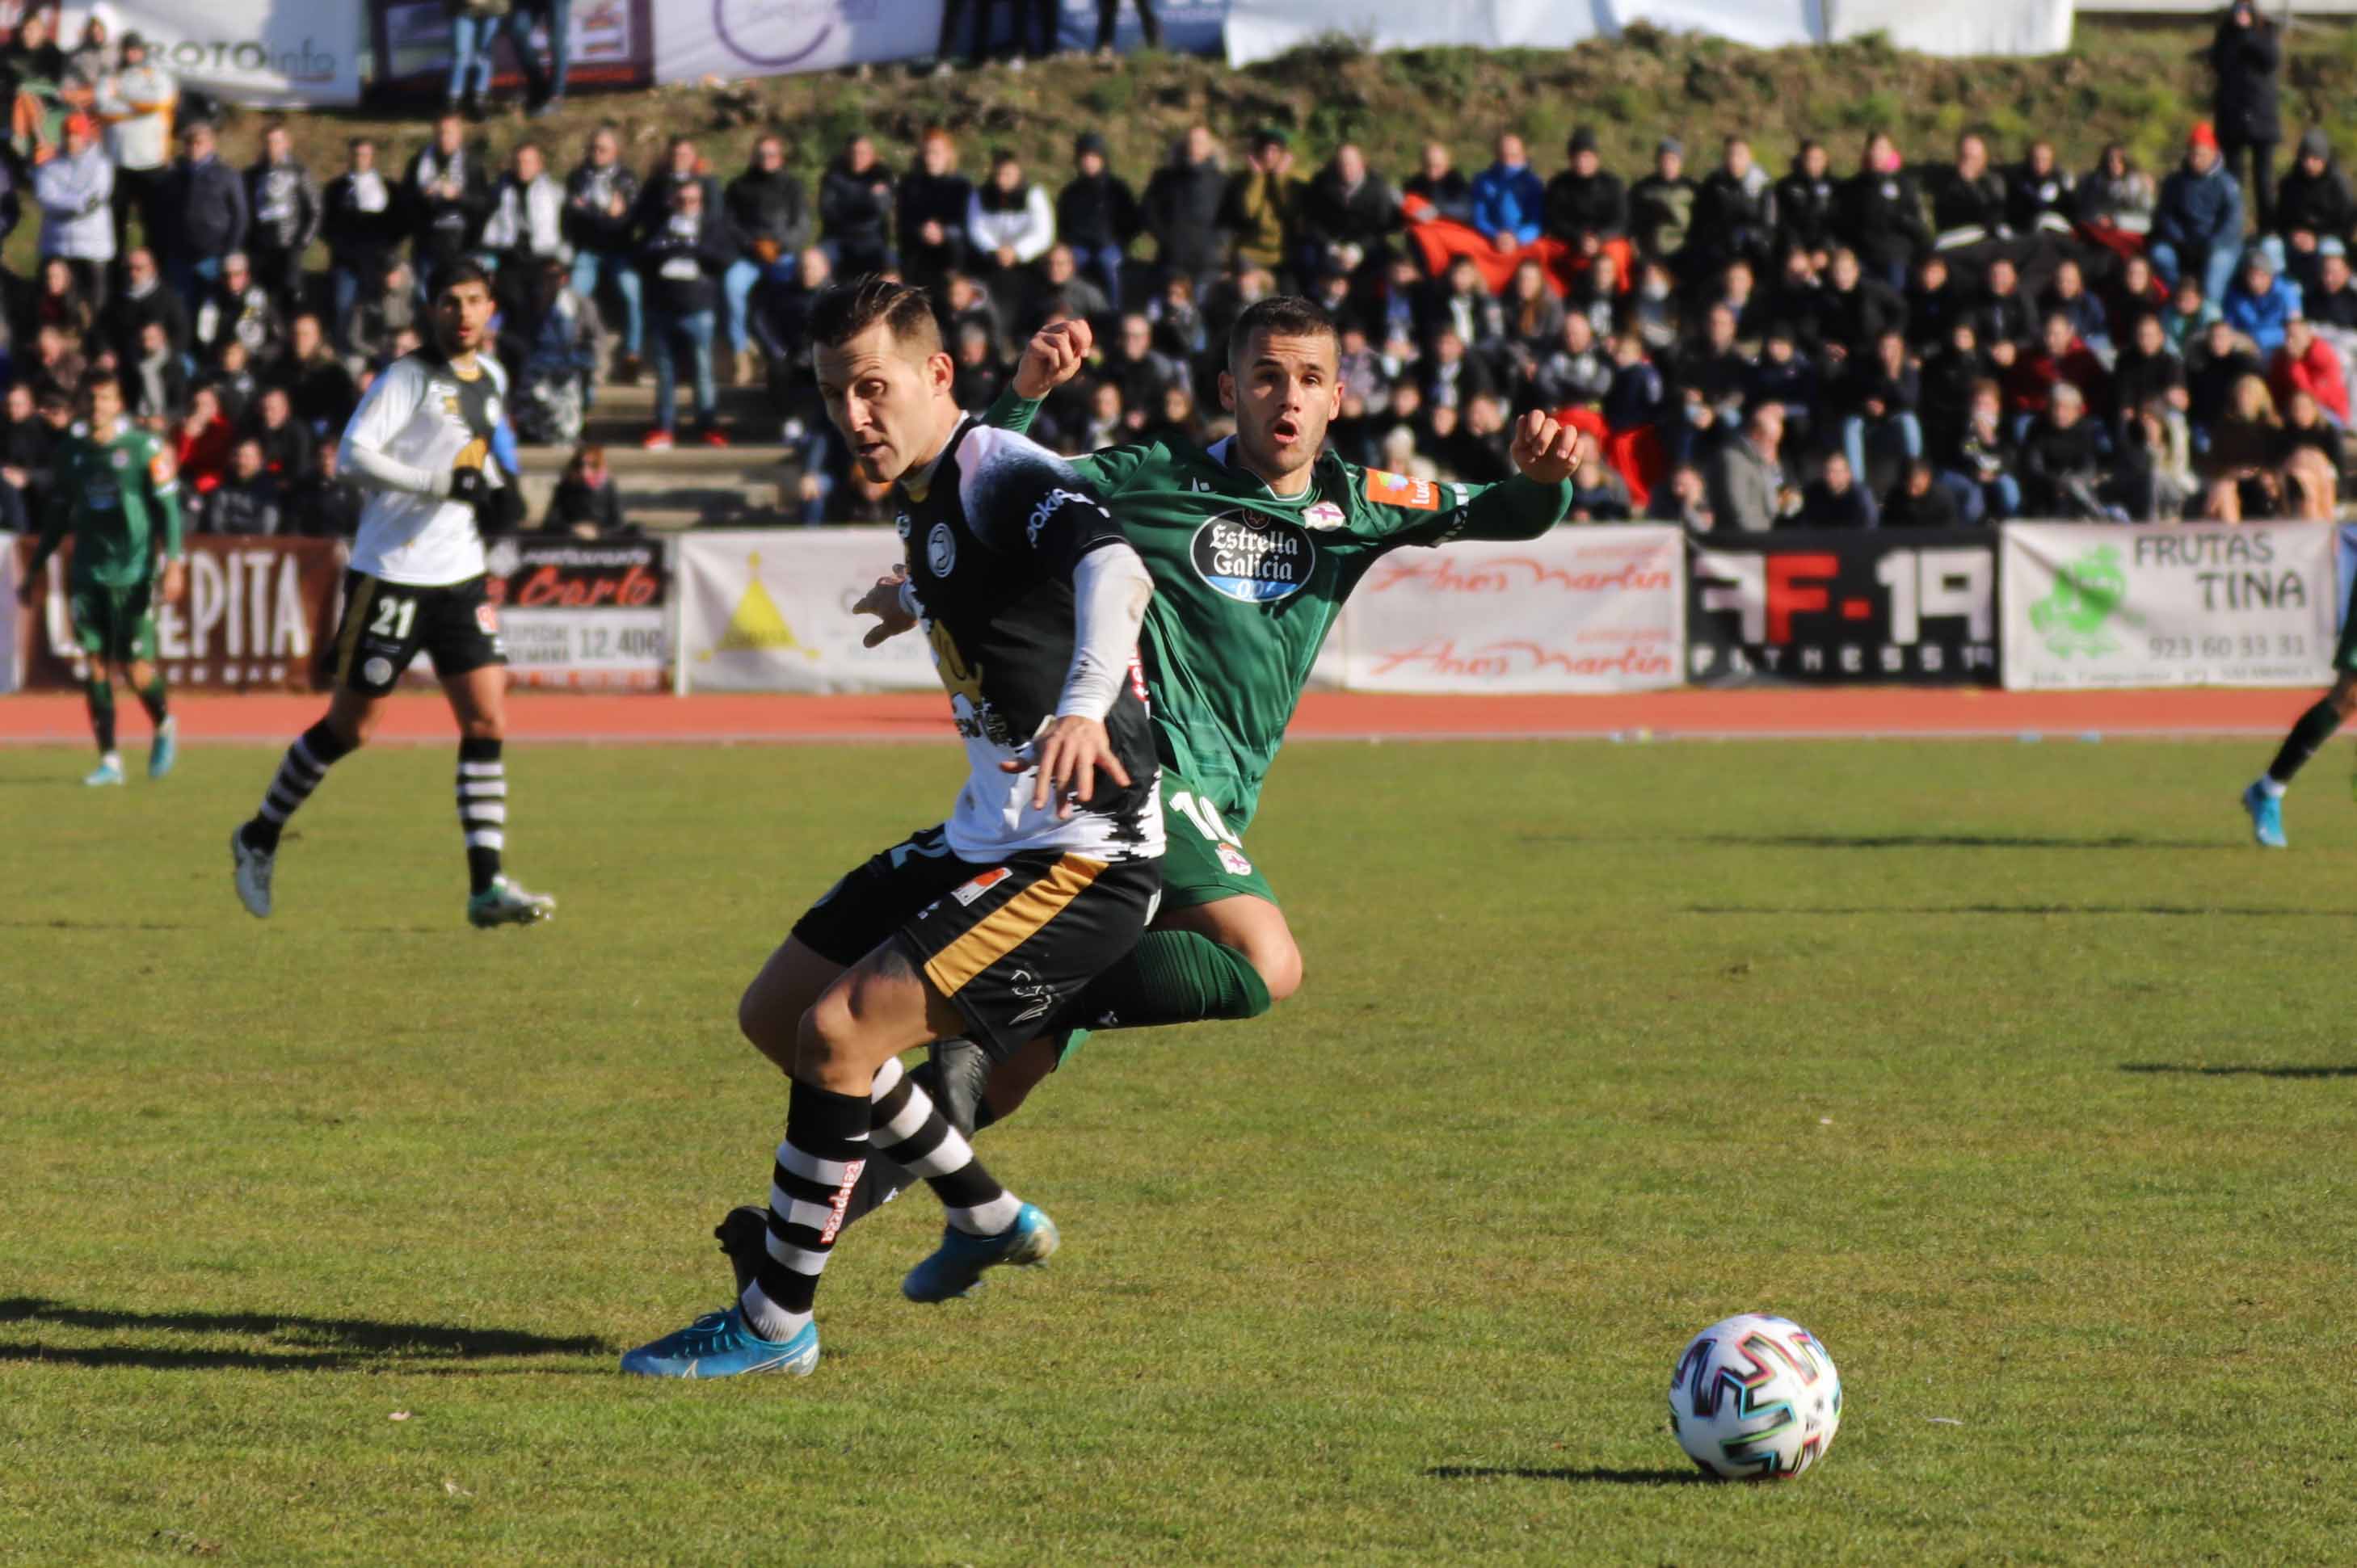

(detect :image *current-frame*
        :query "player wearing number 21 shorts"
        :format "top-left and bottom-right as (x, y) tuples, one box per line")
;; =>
(227, 261), (556, 930)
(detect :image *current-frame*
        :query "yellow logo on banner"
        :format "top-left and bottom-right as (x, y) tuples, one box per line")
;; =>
(701, 553), (820, 662)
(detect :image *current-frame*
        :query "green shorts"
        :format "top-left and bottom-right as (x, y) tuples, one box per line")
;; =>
(69, 578), (158, 666)
(1056, 770), (1276, 1067)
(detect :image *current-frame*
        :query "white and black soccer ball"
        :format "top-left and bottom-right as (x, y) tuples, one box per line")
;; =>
(1667, 1314), (1841, 1480)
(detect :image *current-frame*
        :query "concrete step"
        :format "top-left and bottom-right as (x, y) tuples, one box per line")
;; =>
(511, 443), (791, 473)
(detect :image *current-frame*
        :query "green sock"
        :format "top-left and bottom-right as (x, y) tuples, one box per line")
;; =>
(84, 678), (116, 755)
(1067, 931), (1273, 1031)
(137, 677), (169, 725)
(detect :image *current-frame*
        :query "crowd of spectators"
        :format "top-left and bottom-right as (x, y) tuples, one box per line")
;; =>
(1, 0), (2345, 535)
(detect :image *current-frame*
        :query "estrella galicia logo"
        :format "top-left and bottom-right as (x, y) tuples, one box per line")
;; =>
(1191, 513), (1315, 604)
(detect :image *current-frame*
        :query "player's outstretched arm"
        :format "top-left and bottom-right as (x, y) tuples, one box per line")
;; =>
(149, 447), (187, 605)
(1012, 318), (1093, 400)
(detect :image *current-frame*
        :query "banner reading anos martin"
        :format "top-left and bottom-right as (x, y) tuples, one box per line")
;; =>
(1333, 526), (1684, 694)
(2000, 521), (2337, 690)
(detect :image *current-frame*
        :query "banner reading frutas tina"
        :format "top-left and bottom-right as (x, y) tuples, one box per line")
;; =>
(61, 0), (364, 107)
(676, 529), (936, 693)
(15, 534), (347, 691)
(483, 537), (668, 691)
(1334, 526), (1683, 694)
(1687, 528), (1998, 686)
(2001, 522), (2337, 690)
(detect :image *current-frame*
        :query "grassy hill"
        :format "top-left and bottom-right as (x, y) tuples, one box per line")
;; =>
(215, 17), (2357, 218)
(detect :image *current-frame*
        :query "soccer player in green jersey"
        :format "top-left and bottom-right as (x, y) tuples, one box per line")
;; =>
(15, 375), (187, 786)
(716, 294), (1583, 1286)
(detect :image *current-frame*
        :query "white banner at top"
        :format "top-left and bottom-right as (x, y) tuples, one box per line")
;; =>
(61, 1), (364, 107)
(1225, 0), (1601, 65)
(655, 0), (945, 85)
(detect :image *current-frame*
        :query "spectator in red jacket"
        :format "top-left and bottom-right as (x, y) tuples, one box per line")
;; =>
(2008, 310), (2110, 420)
(2268, 315), (2349, 426)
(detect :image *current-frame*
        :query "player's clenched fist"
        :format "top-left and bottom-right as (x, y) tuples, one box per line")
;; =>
(852, 563), (917, 648)
(1509, 410), (1588, 486)
(1013, 318), (1096, 400)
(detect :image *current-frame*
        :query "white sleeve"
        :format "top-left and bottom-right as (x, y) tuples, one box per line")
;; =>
(965, 189), (994, 252)
(1056, 541), (1151, 722)
(338, 362), (450, 498)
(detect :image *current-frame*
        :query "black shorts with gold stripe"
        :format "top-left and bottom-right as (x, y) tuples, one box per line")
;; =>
(790, 824), (1161, 1061)
(327, 571), (507, 696)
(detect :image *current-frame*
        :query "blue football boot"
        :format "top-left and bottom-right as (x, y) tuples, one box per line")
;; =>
(619, 1306), (818, 1380)
(2243, 781), (2288, 848)
(148, 716), (178, 780)
(902, 1203), (1059, 1303)
(82, 754), (125, 787)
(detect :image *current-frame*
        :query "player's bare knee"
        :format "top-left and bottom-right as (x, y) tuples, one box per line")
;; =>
(2332, 682), (2357, 721)
(794, 988), (868, 1081)
(738, 985), (797, 1068)
(459, 714), (504, 742)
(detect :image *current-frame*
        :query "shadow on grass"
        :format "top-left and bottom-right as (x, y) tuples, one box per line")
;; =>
(1686, 904), (2352, 919)
(2122, 1062), (2357, 1079)
(1424, 1465), (1709, 1486)
(0, 919), (196, 931)
(1695, 833), (2231, 851)
(0, 1297), (607, 1372)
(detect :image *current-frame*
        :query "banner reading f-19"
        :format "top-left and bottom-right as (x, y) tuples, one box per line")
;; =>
(1686, 528), (1999, 686)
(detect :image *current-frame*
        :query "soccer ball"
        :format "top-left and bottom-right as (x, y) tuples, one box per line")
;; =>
(1667, 1314), (1842, 1480)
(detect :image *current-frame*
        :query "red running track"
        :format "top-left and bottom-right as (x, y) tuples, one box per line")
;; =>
(0, 687), (2321, 745)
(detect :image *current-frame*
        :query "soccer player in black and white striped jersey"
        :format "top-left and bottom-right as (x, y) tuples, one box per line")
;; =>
(228, 262), (556, 929)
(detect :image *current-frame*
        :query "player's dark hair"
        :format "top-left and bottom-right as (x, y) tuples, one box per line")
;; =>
(76, 373), (119, 406)
(808, 275), (943, 359)
(436, 259), (495, 302)
(1227, 296), (1341, 368)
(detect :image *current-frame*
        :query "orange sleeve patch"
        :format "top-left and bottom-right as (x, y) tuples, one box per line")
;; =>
(149, 448), (177, 485)
(1363, 468), (1442, 511)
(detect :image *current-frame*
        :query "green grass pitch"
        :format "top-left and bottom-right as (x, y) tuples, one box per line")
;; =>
(3, 735), (2354, 1564)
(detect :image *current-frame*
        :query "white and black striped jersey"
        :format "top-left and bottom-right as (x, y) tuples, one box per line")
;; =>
(340, 348), (511, 587)
(900, 418), (1163, 865)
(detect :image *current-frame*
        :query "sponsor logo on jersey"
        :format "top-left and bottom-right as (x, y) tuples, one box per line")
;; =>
(928, 521), (958, 577)
(1026, 487), (1093, 546)
(109, 448), (130, 469)
(952, 866), (1012, 906)
(1365, 468), (1442, 511)
(1302, 501), (1346, 531)
(1190, 512), (1315, 604)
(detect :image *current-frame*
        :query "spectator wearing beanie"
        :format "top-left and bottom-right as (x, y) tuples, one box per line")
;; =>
(2152, 123), (2245, 311)
(2275, 128), (2356, 296)
(1544, 127), (1630, 281)
(34, 111), (114, 312)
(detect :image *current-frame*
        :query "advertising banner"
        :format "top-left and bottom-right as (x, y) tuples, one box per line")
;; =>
(372, 0), (650, 95)
(62, 0), (364, 107)
(0, 532), (18, 694)
(654, 0), (942, 85)
(16, 534), (347, 691)
(676, 529), (936, 693)
(483, 537), (668, 691)
(1335, 527), (1683, 694)
(1687, 529), (1999, 686)
(2000, 523), (2338, 690)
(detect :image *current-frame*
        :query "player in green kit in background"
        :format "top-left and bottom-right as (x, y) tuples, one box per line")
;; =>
(15, 376), (187, 787)
(713, 296), (1585, 1288)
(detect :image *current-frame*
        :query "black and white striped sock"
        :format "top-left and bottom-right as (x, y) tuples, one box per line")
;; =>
(739, 1081), (871, 1342)
(457, 738), (506, 895)
(243, 721), (354, 851)
(866, 1054), (1022, 1237)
